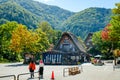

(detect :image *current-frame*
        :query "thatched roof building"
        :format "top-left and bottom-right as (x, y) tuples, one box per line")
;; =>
(43, 32), (90, 65)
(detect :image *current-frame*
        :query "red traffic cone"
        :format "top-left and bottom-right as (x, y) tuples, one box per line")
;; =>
(51, 71), (55, 80)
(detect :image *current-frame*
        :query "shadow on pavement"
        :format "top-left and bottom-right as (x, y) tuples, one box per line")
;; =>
(5, 63), (28, 67)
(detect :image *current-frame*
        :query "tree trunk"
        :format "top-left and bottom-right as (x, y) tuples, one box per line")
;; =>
(114, 57), (117, 65)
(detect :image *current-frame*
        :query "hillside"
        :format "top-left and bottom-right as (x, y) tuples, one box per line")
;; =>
(61, 7), (112, 39)
(0, 0), (112, 39)
(0, 0), (39, 28)
(0, 0), (74, 29)
(15, 0), (74, 29)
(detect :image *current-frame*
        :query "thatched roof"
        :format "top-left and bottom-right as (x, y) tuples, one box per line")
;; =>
(54, 32), (87, 53)
(84, 32), (93, 43)
(84, 32), (93, 50)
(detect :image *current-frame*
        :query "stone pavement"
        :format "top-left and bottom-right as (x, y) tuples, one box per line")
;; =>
(0, 62), (120, 80)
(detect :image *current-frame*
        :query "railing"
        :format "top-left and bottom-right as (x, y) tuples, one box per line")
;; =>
(0, 72), (39, 80)
(63, 67), (69, 77)
(0, 75), (16, 80)
(17, 72), (39, 80)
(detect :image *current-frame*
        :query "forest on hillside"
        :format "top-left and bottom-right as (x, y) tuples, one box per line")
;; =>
(61, 8), (112, 39)
(0, 0), (112, 39)
(0, 0), (74, 29)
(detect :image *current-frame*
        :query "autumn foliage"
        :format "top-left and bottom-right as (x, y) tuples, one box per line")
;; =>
(101, 24), (111, 41)
(9, 24), (39, 53)
(114, 49), (120, 57)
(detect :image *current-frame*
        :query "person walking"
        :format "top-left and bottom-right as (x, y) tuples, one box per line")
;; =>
(29, 60), (36, 78)
(38, 60), (44, 79)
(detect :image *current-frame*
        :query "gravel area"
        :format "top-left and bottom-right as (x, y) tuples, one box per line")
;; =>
(0, 62), (120, 80)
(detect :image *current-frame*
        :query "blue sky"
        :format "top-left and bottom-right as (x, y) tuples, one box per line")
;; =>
(34, 0), (120, 12)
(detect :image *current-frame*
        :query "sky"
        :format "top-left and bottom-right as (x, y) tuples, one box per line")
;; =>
(34, 0), (120, 12)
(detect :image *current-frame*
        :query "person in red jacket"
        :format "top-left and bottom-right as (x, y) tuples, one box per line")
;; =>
(29, 60), (36, 78)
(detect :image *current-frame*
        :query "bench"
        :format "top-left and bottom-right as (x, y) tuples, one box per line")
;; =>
(68, 67), (80, 75)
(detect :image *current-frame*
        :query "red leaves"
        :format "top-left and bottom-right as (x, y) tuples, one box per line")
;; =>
(101, 24), (111, 41)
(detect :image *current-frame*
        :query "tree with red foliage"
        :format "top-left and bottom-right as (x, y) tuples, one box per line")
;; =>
(101, 24), (111, 41)
(101, 3), (120, 65)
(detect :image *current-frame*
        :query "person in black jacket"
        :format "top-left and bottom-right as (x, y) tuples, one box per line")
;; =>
(38, 60), (44, 79)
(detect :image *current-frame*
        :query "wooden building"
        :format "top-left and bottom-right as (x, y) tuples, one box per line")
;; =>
(43, 32), (90, 65)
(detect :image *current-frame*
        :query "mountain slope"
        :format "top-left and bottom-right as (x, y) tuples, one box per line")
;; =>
(0, 0), (39, 28)
(61, 7), (112, 39)
(0, 0), (112, 40)
(14, 0), (74, 29)
(0, 0), (74, 29)
(0, 0), (74, 28)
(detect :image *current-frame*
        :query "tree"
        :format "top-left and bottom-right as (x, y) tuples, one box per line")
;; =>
(38, 21), (52, 33)
(38, 21), (62, 45)
(101, 24), (111, 41)
(92, 31), (112, 59)
(0, 21), (19, 61)
(35, 27), (50, 52)
(110, 3), (120, 65)
(110, 3), (120, 47)
(101, 24), (114, 55)
(109, 3), (120, 48)
(38, 21), (53, 43)
(9, 24), (40, 53)
(0, 20), (62, 62)
(101, 3), (120, 64)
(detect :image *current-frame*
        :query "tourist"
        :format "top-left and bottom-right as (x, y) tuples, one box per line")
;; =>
(38, 60), (44, 79)
(29, 60), (36, 78)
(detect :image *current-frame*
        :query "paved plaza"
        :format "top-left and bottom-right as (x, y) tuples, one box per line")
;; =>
(0, 62), (120, 80)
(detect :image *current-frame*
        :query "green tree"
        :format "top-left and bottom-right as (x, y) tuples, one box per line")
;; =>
(38, 21), (52, 32)
(109, 3), (120, 49)
(100, 3), (120, 59)
(99, 3), (120, 63)
(0, 21), (19, 61)
(35, 27), (50, 52)
(109, 3), (120, 65)
(38, 21), (54, 43)
(38, 21), (62, 45)
(53, 30), (62, 45)
(92, 31), (112, 59)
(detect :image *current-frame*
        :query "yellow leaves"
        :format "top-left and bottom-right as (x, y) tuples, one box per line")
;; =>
(112, 3), (120, 14)
(9, 22), (51, 53)
(113, 49), (120, 57)
(9, 24), (40, 53)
